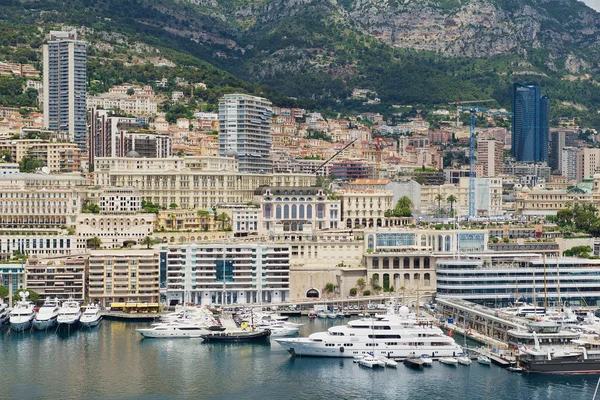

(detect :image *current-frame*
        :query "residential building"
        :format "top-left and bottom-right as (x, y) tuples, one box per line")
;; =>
(99, 187), (142, 214)
(43, 31), (87, 152)
(155, 209), (220, 232)
(0, 263), (25, 300)
(75, 214), (155, 249)
(255, 186), (341, 233)
(561, 147), (579, 181)
(164, 243), (290, 305)
(0, 162), (19, 176)
(87, 249), (160, 307)
(0, 187), (80, 228)
(0, 62), (40, 78)
(477, 138), (503, 177)
(0, 172), (90, 188)
(0, 139), (81, 172)
(337, 189), (393, 228)
(577, 147), (600, 182)
(0, 234), (84, 260)
(512, 83), (549, 163)
(25, 255), (86, 301)
(549, 129), (578, 171)
(219, 94), (273, 173)
(329, 160), (372, 181)
(87, 85), (158, 121)
(503, 162), (551, 185)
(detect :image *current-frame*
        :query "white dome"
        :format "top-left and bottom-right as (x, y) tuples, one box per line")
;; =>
(398, 305), (410, 315)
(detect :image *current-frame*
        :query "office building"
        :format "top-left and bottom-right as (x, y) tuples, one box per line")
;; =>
(549, 129), (578, 171)
(43, 31), (87, 152)
(512, 84), (549, 163)
(219, 94), (273, 173)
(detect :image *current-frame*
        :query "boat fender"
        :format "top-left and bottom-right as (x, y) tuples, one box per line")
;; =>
(340, 347), (344, 353)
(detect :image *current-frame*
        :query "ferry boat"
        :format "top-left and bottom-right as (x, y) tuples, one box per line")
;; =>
(275, 306), (462, 359)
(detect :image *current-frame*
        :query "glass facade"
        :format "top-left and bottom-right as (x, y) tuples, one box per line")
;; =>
(375, 233), (415, 247)
(512, 83), (549, 163)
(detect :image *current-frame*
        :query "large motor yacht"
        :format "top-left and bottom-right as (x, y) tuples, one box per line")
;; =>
(80, 304), (102, 328)
(136, 322), (211, 338)
(0, 303), (11, 328)
(57, 299), (82, 327)
(276, 305), (462, 359)
(33, 298), (61, 331)
(9, 293), (36, 332)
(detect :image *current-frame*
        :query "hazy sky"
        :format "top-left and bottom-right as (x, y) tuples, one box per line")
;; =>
(583, 0), (600, 11)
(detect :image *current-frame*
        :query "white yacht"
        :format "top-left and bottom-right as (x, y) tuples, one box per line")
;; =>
(136, 322), (210, 338)
(80, 304), (102, 328)
(0, 303), (10, 328)
(57, 299), (82, 327)
(10, 294), (36, 332)
(276, 306), (463, 359)
(33, 298), (60, 331)
(257, 321), (300, 337)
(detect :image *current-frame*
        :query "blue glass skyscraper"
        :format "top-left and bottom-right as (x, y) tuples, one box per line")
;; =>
(512, 84), (549, 163)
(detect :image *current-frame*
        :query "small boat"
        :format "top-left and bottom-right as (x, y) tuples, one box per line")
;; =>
(308, 311), (317, 319)
(33, 298), (60, 331)
(457, 354), (472, 365)
(336, 313), (345, 319)
(201, 328), (271, 342)
(358, 355), (385, 368)
(80, 304), (102, 328)
(477, 355), (491, 365)
(507, 365), (523, 373)
(420, 354), (433, 367)
(403, 356), (424, 370)
(379, 355), (398, 368)
(353, 355), (363, 363)
(327, 313), (337, 319)
(317, 312), (328, 319)
(439, 357), (459, 366)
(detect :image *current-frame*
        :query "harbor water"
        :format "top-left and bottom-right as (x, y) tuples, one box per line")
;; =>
(0, 318), (598, 400)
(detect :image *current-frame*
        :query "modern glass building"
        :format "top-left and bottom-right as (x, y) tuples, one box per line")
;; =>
(43, 31), (87, 153)
(219, 94), (273, 174)
(511, 83), (549, 163)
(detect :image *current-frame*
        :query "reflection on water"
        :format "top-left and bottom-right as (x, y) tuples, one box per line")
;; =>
(0, 318), (596, 400)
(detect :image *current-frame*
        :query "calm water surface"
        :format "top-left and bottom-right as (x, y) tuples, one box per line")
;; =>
(0, 318), (598, 400)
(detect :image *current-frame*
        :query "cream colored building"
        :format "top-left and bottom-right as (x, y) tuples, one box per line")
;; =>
(577, 148), (600, 182)
(88, 249), (160, 307)
(75, 213), (156, 249)
(0, 187), (80, 228)
(94, 156), (315, 210)
(477, 138), (503, 177)
(26, 255), (87, 301)
(87, 89), (158, 120)
(99, 187), (141, 214)
(337, 188), (393, 228)
(0, 172), (90, 188)
(0, 139), (81, 172)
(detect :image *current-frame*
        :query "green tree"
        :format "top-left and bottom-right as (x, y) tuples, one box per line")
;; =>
(362, 290), (371, 296)
(216, 212), (230, 230)
(141, 236), (155, 249)
(356, 278), (366, 292)
(87, 236), (102, 249)
(349, 287), (357, 296)
(392, 196), (413, 217)
(447, 195), (457, 218)
(564, 245), (593, 258)
(126, 88), (135, 96)
(19, 156), (43, 173)
(13, 288), (40, 303)
(323, 282), (336, 298)
(82, 201), (100, 214)
(0, 285), (8, 300)
(556, 209), (574, 227)
(435, 194), (444, 217)
(169, 203), (178, 210)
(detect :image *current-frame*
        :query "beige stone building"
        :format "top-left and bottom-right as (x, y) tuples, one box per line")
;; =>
(25, 255), (87, 301)
(88, 249), (160, 307)
(75, 213), (156, 249)
(477, 138), (503, 177)
(336, 188), (393, 228)
(0, 139), (81, 172)
(0, 187), (80, 228)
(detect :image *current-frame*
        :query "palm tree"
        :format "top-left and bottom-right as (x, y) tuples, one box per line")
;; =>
(435, 194), (444, 217)
(447, 195), (457, 218)
(87, 236), (102, 249)
(216, 212), (231, 231)
(141, 236), (154, 249)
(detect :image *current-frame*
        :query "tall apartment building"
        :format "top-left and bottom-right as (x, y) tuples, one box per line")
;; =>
(0, 139), (81, 172)
(43, 31), (87, 152)
(512, 83), (549, 163)
(87, 249), (160, 307)
(577, 147), (600, 182)
(549, 129), (578, 172)
(219, 94), (273, 173)
(561, 147), (579, 181)
(477, 138), (503, 177)
(164, 243), (290, 306)
(25, 255), (87, 301)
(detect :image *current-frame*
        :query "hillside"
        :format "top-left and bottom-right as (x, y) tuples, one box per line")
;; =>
(3, 0), (600, 125)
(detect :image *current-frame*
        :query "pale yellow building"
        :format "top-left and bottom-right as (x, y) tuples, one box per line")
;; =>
(336, 188), (393, 228)
(0, 139), (81, 172)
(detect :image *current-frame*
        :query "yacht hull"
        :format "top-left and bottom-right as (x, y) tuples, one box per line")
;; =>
(80, 317), (102, 328)
(10, 319), (32, 332)
(136, 328), (206, 338)
(522, 359), (600, 374)
(33, 317), (58, 331)
(276, 338), (461, 359)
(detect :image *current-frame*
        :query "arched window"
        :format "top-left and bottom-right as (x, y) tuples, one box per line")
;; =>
(424, 273), (431, 285)
(383, 274), (390, 290)
(414, 273), (420, 282)
(317, 203), (324, 218)
(299, 204), (305, 218)
(414, 258), (420, 269)
(403, 257), (410, 268)
(306, 288), (319, 298)
(403, 273), (410, 284)
(383, 257), (389, 268)
(307, 205), (313, 218)
(291, 205), (297, 218)
(275, 205), (282, 219)
(438, 235), (443, 252)
(291, 222), (297, 231)
(445, 235), (451, 252)
(367, 235), (374, 250)
(424, 257), (430, 268)
(393, 257), (400, 269)
(421, 234), (427, 247)
(372, 273), (380, 285)
(284, 205), (290, 219)
(372, 257), (379, 268)
(265, 204), (271, 218)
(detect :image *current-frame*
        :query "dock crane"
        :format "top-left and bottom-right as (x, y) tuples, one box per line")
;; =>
(448, 99), (495, 219)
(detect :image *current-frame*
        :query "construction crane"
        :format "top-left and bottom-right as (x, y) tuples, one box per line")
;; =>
(314, 138), (358, 176)
(448, 99), (495, 219)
